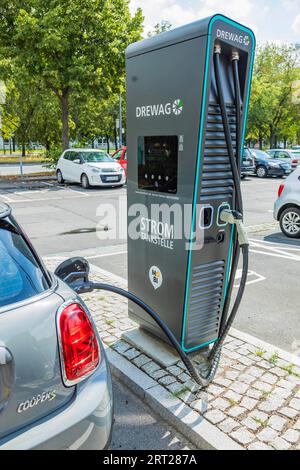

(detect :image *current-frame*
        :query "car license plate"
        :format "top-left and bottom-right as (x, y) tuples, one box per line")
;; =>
(106, 176), (119, 181)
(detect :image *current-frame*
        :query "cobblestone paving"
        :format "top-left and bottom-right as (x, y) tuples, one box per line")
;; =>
(46, 258), (300, 450)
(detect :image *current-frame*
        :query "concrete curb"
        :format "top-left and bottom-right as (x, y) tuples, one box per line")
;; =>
(106, 346), (243, 450)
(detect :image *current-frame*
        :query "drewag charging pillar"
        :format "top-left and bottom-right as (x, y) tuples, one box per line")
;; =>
(126, 14), (255, 353)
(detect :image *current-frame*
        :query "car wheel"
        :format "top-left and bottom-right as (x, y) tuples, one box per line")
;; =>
(256, 166), (267, 178)
(57, 170), (64, 184)
(280, 207), (300, 238)
(81, 173), (90, 189)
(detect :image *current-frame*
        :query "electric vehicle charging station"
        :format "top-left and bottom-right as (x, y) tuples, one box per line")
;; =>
(125, 14), (255, 381)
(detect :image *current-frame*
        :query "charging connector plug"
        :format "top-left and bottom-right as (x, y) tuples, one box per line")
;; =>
(220, 209), (249, 246)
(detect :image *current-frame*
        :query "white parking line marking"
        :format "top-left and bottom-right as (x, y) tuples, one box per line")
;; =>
(4, 190), (125, 204)
(0, 193), (13, 202)
(249, 237), (300, 252)
(249, 239), (300, 260)
(250, 248), (300, 261)
(234, 269), (266, 287)
(86, 250), (128, 260)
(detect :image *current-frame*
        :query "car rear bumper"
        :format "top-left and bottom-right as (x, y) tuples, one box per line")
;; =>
(274, 198), (281, 220)
(0, 350), (113, 450)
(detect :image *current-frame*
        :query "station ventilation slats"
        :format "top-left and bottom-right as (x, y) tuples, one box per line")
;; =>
(200, 103), (236, 203)
(186, 260), (225, 344)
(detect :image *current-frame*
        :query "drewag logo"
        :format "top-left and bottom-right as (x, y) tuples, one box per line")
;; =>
(136, 99), (183, 118)
(216, 29), (251, 47)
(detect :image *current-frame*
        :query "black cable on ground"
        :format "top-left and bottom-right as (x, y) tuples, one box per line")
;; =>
(85, 282), (214, 387)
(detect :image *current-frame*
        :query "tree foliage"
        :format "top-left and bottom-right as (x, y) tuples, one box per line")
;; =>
(0, 0), (143, 150)
(247, 44), (300, 148)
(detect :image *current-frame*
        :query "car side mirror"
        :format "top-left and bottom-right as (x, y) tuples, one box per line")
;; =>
(54, 257), (92, 293)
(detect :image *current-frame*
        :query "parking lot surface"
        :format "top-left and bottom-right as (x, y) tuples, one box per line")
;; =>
(1, 176), (299, 353)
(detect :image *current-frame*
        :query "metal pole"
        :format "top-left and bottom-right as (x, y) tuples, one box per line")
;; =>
(119, 93), (122, 148)
(19, 151), (23, 178)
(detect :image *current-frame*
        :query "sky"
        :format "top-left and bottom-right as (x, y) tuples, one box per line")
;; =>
(130, 0), (300, 44)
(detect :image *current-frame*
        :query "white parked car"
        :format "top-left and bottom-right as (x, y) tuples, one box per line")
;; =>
(56, 149), (126, 188)
(274, 166), (300, 238)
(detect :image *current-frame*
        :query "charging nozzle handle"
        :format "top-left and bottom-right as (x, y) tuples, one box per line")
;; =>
(220, 209), (249, 246)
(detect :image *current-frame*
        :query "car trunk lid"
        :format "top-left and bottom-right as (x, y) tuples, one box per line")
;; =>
(0, 290), (74, 440)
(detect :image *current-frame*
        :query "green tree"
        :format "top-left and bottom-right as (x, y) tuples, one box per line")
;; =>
(247, 44), (300, 148)
(0, 0), (143, 150)
(1, 68), (60, 156)
(147, 20), (172, 38)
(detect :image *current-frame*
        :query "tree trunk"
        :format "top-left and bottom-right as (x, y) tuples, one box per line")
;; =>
(12, 137), (16, 152)
(106, 134), (110, 154)
(259, 131), (263, 150)
(270, 125), (275, 149)
(60, 91), (69, 151)
(114, 116), (118, 150)
(22, 142), (26, 157)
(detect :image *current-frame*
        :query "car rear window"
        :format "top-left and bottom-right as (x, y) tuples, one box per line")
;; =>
(0, 224), (50, 308)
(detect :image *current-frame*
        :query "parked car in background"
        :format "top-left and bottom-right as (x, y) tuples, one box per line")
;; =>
(250, 149), (292, 178)
(112, 146), (127, 176)
(0, 203), (113, 449)
(56, 149), (126, 189)
(267, 149), (300, 169)
(241, 147), (255, 178)
(274, 167), (300, 238)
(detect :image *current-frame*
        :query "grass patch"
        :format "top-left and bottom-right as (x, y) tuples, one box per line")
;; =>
(105, 319), (114, 326)
(282, 364), (300, 378)
(0, 156), (43, 164)
(261, 390), (272, 399)
(171, 386), (192, 398)
(267, 351), (279, 365)
(252, 417), (267, 427)
(228, 399), (238, 406)
(255, 349), (266, 358)
(0, 171), (55, 181)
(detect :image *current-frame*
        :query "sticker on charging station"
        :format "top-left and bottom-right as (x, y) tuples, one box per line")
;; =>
(149, 266), (163, 290)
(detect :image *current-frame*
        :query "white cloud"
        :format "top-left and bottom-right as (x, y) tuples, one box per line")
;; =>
(292, 13), (300, 33)
(283, 0), (300, 11)
(130, 0), (255, 33)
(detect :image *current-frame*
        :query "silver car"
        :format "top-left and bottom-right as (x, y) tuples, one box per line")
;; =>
(274, 166), (300, 238)
(0, 202), (113, 450)
(268, 149), (300, 169)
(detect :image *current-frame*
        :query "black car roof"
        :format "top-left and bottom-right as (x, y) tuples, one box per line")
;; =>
(0, 202), (11, 219)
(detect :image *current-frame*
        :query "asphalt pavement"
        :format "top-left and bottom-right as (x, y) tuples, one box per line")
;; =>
(111, 380), (193, 450)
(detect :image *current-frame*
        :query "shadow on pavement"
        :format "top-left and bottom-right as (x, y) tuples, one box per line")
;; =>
(264, 231), (300, 246)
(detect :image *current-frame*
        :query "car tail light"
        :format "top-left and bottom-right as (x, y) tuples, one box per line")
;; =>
(292, 159), (298, 165)
(278, 184), (285, 198)
(58, 302), (100, 385)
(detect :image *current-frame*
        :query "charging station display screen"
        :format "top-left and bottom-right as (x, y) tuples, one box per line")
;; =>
(138, 136), (178, 194)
